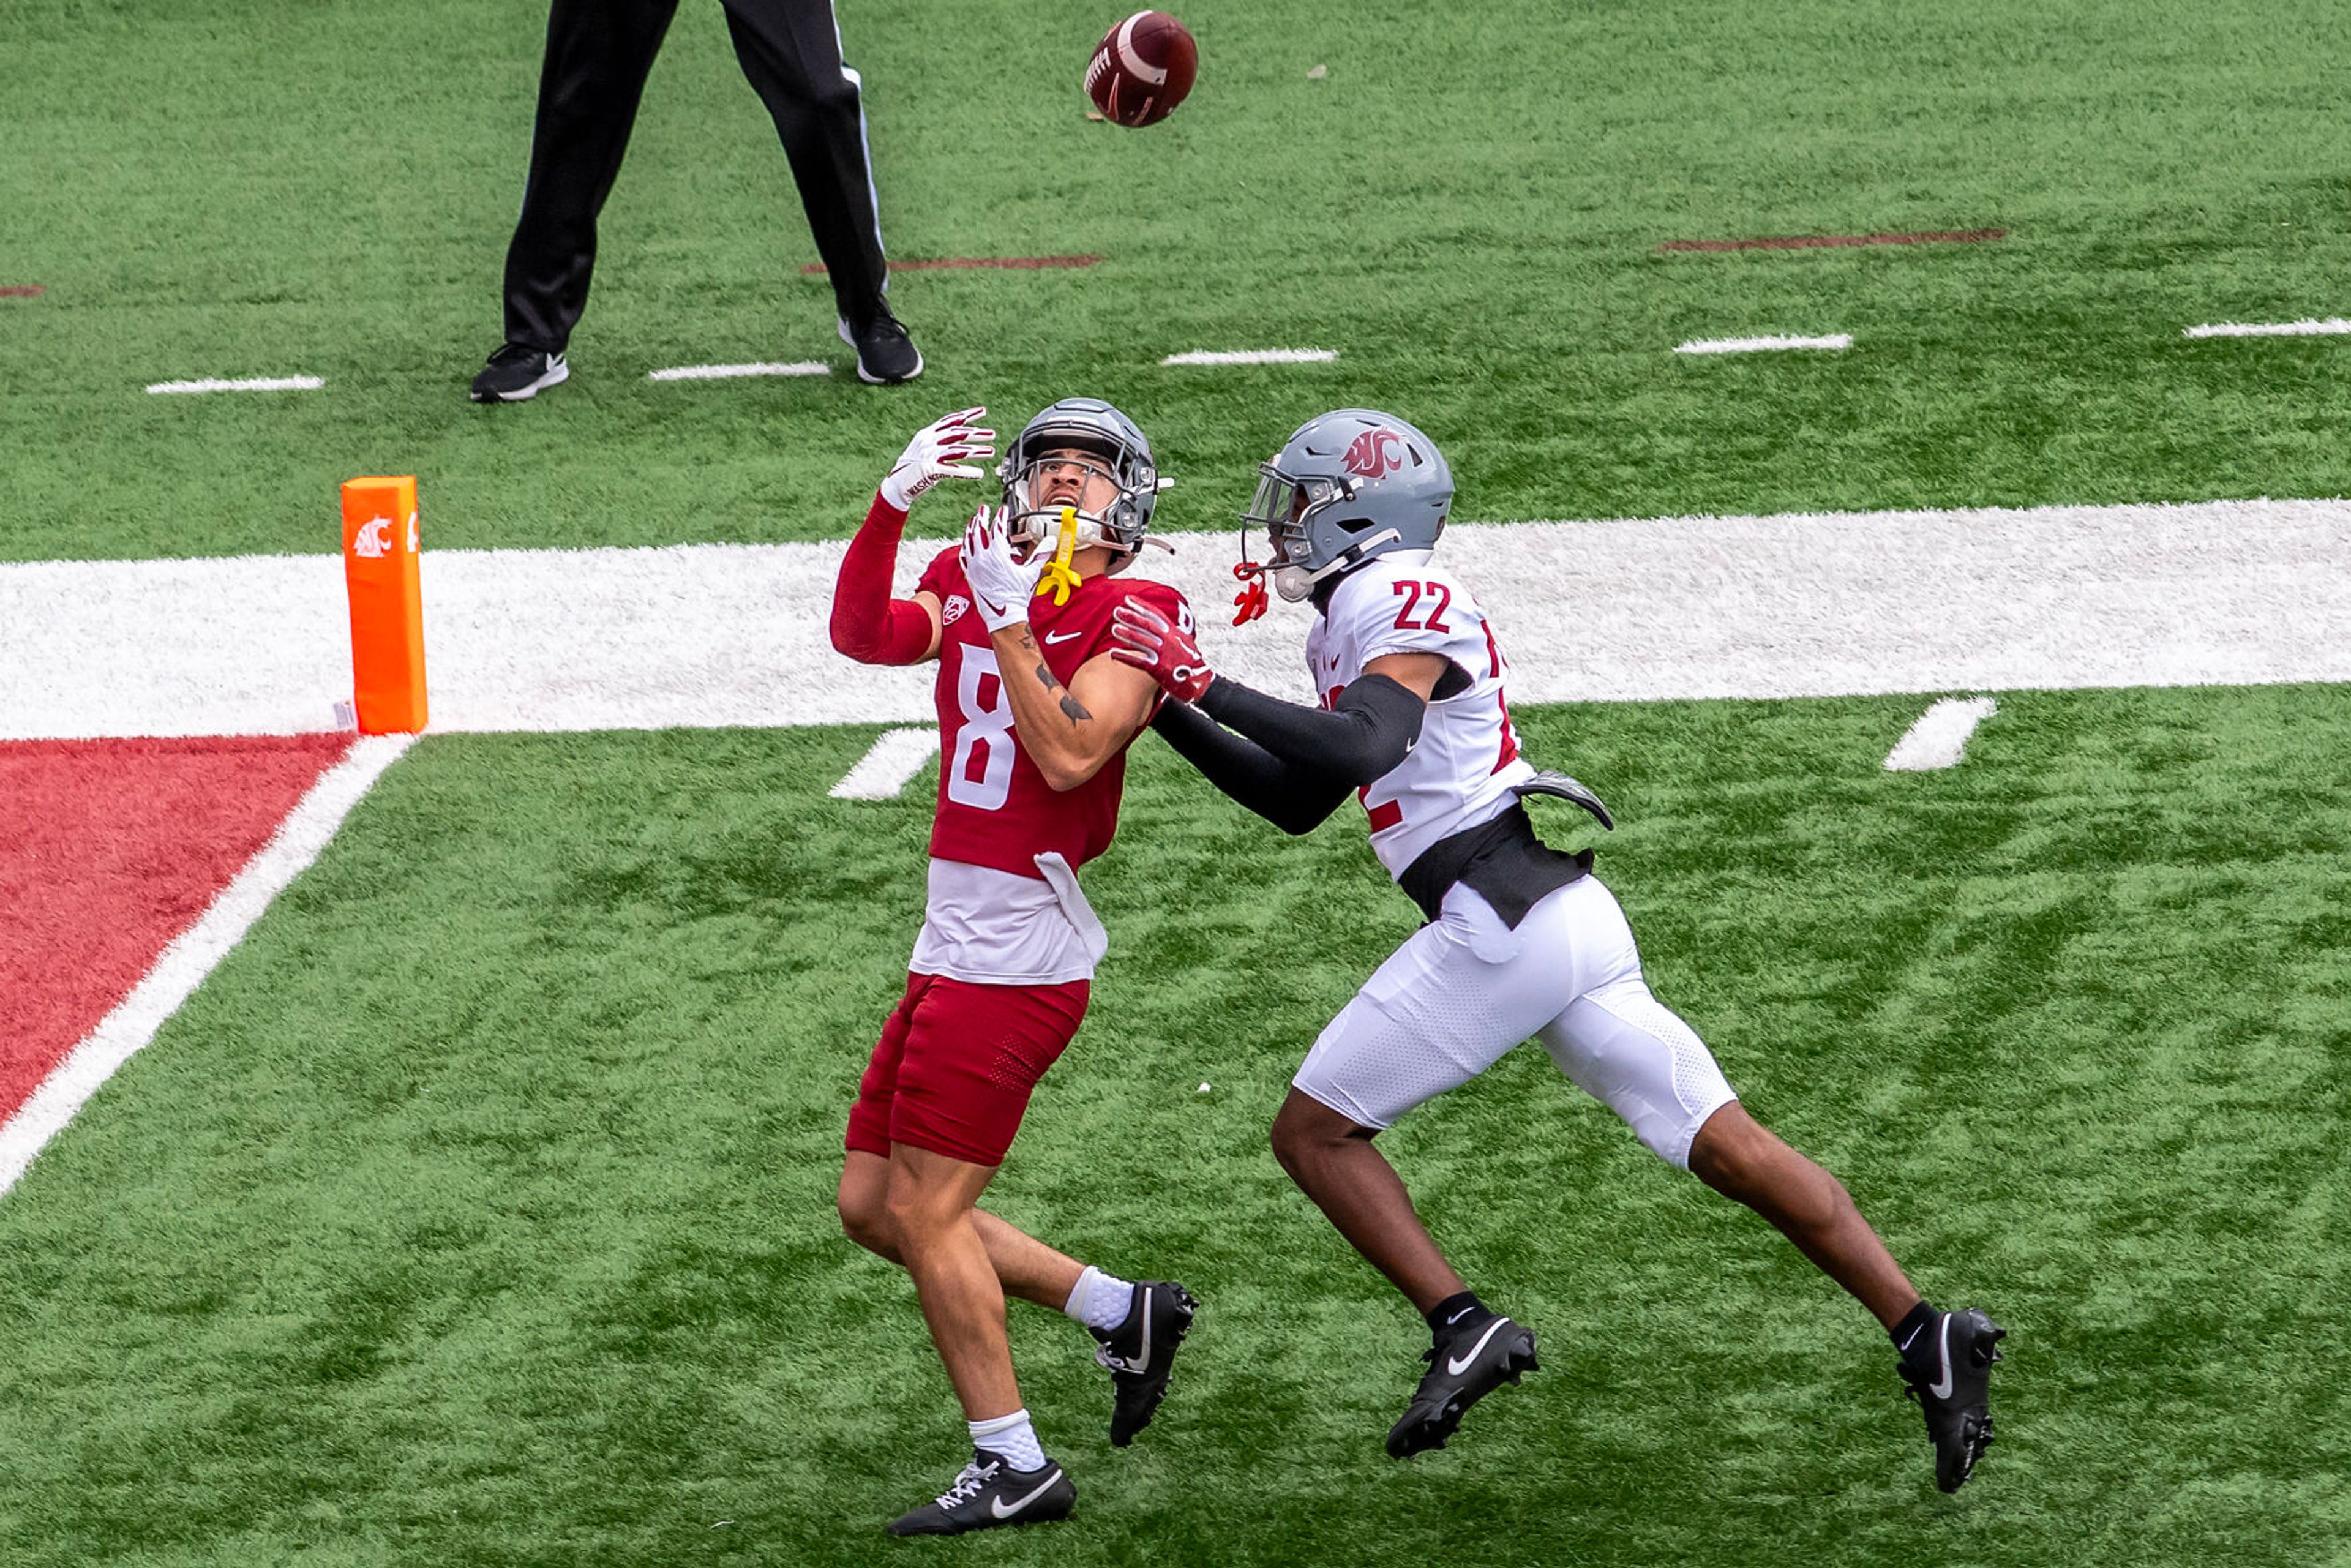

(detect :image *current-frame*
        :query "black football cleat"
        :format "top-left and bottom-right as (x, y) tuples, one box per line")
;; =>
(886, 1449), (1074, 1537)
(838, 306), (924, 384)
(1385, 1313), (1539, 1458)
(1897, 1307), (2006, 1492)
(1090, 1280), (1198, 1446)
(469, 343), (568, 403)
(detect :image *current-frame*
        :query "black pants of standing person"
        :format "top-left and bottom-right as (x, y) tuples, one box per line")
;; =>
(500, 0), (891, 354)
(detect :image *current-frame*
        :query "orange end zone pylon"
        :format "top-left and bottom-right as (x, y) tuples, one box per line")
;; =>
(340, 476), (427, 733)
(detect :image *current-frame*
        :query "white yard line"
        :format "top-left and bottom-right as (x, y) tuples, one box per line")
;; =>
(0, 734), (413, 1200)
(1883, 696), (1997, 771)
(1675, 334), (1852, 355)
(144, 376), (324, 395)
(2183, 318), (2351, 339)
(1160, 348), (1339, 366)
(648, 361), (831, 381)
(830, 727), (940, 798)
(6, 498), (2350, 740)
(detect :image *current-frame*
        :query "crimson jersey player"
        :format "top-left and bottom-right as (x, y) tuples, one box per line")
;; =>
(828, 400), (1200, 1537)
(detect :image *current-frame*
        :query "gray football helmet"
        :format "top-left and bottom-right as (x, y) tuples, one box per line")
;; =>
(1239, 409), (1453, 603)
(999, 398), (1172, 570)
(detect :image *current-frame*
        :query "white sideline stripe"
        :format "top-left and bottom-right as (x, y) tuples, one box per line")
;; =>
(2182, 318), (2351, 339)
(1676, 334), (1852, 355)
(144, 376), (324, 395)
(6, 497), (2351, 739)
(1883, 696), (1997, 771)
(1160, 348), (1339, 366)
(648, 361), (831, 381)
(830, 727), (939, 798)
(0, 734), (414, 1201)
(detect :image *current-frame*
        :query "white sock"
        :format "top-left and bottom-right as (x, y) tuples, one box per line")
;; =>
(968, 1408), (1048, 1472)
(1063, 1264), (1138, 1334)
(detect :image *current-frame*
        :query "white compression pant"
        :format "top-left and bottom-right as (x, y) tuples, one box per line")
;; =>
(1291, 875), (1739, 1168)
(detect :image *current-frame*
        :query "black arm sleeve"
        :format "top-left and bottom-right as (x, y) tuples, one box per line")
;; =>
(1196, 672), (1425, 787)
(1150, 699), (1355, 836)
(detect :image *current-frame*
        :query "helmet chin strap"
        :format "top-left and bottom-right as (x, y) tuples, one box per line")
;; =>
(1011, 500), (1172, 572)
(1272, 528), (1403, 602)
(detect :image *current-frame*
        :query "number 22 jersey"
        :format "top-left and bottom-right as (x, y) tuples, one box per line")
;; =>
(1303, 550), (1535, 879)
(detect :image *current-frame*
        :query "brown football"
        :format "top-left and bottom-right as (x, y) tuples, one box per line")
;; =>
(1085, 11), (1198, 129)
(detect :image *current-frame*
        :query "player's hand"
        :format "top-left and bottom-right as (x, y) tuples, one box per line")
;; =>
(1109, 600), (1213, 704)
(961, 505), (1043, 631)
(879, 407), (994, 512)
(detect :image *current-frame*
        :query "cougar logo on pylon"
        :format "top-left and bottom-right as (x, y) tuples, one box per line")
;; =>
(1343, 428), (1404, 480)
(406, 511), (420, 552)
(353, 516), (393, 558)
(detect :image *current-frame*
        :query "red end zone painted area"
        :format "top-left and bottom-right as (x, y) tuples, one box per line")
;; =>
(0, 733), (350, 1120)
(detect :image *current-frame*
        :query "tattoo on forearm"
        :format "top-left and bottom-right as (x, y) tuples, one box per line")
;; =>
(1032, 661), (1093, 724)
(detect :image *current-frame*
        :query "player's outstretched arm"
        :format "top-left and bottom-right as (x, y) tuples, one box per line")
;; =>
(1150, 700), (1354, 834)
(1110, 602), (1434, 787)
(830, 408), (994, 666)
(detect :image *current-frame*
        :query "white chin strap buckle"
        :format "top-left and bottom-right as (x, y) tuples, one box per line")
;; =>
(1283, 528), (1402, 599)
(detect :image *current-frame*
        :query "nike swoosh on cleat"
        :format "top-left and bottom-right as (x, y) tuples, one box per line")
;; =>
(1125, 1288), (1154, 1375)
(1445, 1307), (1473, 1326)
(990, 1469), (1064, 1519)
(1445, 1318), (1510, 1376)
(1929, 1315), (1956, 1400)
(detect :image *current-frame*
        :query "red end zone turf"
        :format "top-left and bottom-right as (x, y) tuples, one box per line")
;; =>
(0, 733), (351, 1122)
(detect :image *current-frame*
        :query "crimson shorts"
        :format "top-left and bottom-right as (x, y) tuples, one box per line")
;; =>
(844, 972), (1091, 1167)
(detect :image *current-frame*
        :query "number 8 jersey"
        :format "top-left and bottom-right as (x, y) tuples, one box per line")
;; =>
(1304, 551), (1535, 878)
(917, 545), (1193, 879)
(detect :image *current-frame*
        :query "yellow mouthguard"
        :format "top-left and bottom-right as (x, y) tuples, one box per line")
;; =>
(1035, 506), (1082, 606)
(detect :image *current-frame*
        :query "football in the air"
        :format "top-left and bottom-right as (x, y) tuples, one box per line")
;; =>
(1086, 11), (1198, 128)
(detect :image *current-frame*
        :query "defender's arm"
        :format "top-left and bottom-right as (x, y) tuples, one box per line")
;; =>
(1149, 699), (1355, 834)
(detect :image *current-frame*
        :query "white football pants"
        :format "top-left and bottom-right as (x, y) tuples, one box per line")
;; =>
(1291, 874), (1739, 1168)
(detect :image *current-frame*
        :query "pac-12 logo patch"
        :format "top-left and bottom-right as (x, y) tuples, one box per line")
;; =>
(1343, 427), (1404, 480)
(942, 593), (970, 626)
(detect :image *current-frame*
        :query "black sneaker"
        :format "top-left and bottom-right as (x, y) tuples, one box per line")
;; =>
(838, 307), (924, 384)
(1385, 1313), (1539, 1458)
(1089, 1280), (1198, 1446)
(1897, 1307), (2006, 1492)
(885, 1448), (1074, 1537)
(469, 343), (568, 403)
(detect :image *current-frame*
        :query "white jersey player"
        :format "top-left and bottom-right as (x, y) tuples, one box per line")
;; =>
(1111, 408), (2004, 1491)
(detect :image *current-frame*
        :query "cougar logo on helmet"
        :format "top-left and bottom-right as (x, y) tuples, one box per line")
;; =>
(1343, 428), (1405, 480)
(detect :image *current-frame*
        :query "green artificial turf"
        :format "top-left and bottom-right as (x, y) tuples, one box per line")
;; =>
(8, 0), (2351, 562)
(1, 690), (2347, 1565)
(7, 0), (2351, 1561)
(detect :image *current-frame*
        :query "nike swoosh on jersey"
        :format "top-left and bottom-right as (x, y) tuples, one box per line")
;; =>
(1044, 630), (1082, 645)
(1445, 1318), (1510, 1376)
(1929, 1315), (1956, 1400)
(990, 1469), (1065, 1519)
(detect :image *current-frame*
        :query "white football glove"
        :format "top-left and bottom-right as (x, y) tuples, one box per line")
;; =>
(960, 505), (1044, 632)
(879, 406), (994, 512)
